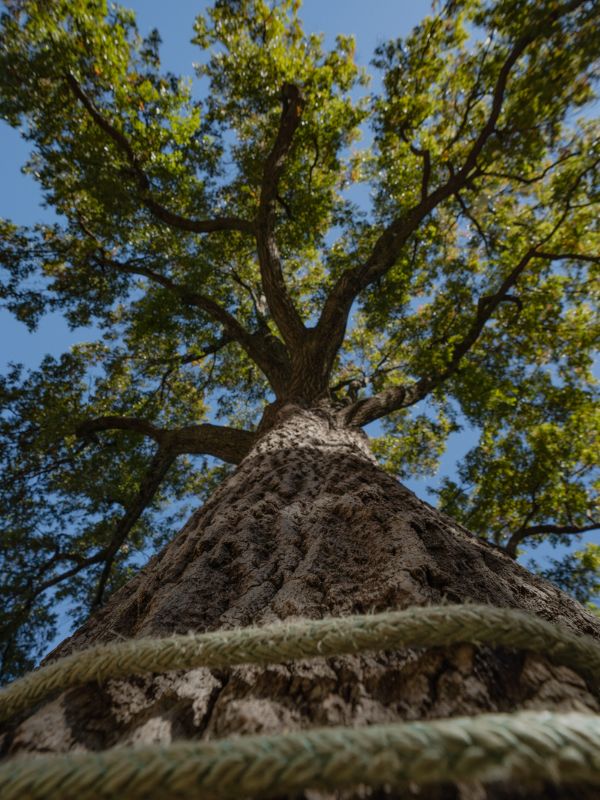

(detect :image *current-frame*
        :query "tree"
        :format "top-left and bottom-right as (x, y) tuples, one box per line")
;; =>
(0, 0), (599, 795)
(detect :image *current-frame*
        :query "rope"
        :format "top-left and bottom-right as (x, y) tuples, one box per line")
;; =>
(2, 604), (600, 796)
(1, 711), (599, 798)
(2, 603), (600, 723)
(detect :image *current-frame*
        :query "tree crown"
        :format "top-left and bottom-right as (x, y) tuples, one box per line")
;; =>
(0, 0), (598, 679)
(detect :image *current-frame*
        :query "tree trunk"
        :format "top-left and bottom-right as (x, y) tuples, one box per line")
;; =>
(2, 405), (600, 798)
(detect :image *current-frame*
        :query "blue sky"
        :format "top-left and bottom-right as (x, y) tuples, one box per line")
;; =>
(0, 0), (596, 587)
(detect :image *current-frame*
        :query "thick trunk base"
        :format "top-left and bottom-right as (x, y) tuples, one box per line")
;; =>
(2, 407), (599, 798)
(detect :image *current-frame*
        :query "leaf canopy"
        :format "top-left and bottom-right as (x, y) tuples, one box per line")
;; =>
(0, 0), (598, 679)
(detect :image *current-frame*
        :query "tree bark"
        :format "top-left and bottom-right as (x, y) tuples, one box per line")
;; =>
(2, 405), (599, 799)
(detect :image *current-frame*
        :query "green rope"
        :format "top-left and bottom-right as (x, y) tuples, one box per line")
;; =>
(2, 604), (600, 796)
(1, 711), (599, 798)
(2, 604), (600, 723)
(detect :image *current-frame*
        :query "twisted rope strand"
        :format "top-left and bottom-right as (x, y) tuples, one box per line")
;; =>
(1, 712), (599, 799)
(1, 604), (599, 723)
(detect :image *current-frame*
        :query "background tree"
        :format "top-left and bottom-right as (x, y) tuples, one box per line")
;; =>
(0, 0), (599, 794)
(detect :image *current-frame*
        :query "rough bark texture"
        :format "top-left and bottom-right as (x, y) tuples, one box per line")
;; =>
(2, 405), (600, 799)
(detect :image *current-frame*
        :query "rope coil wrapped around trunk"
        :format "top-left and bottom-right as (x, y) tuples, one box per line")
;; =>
(1, 604), (599, 797)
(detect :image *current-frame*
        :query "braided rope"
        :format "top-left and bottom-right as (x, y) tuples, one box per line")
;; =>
(1, 711), (599, 798)
(2, 604), (599, 723)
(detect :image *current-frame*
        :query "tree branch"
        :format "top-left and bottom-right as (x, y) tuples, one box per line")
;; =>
(313, 1), (586, 387)
(166, 423), (255, 462)
(477, 150), (580, 186)
(535, 252), (600, 265)
(342, 131), (596, 427)
(454, 189), (494, 259)
(313, 34), (533, 383)
(90, 447), (175, 607)
(65, 72), (254, 236)
(91, 250), (291, 396)
(256, 83), (307, 351)
(75, 415), (255, 464)
(506, 522), (600, 559)
(145, 335), (234, 367)
(339, 381), (427, 427)
(29, 416), (255, 609)
(230, 271), (269, 327)
(399, 130), (431, 202)
(75, 415), (164, 444)
(341, 245), (537, 427)
(136, 337), (234, 411)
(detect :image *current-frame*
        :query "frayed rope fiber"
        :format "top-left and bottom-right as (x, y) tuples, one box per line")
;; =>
(1, 604), (600, 723)
(1, 712), (599, 798)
